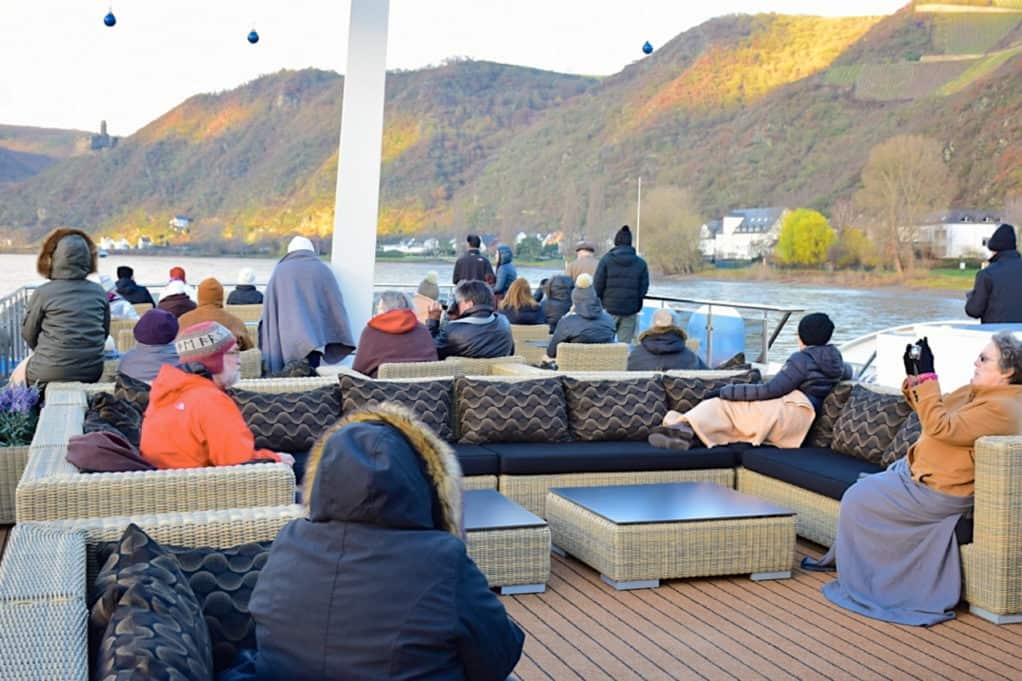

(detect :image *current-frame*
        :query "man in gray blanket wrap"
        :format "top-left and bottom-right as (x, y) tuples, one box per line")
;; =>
(259, 236), (355, 374)
(805, 333), (1022, 626)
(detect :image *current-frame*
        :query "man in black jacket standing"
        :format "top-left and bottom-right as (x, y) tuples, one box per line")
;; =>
(452, 234), (495, 285)
(966, 223), (1022, 324)
(594, 225), (649, 344)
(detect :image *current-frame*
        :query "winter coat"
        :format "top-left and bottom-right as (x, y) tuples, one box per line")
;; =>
(428, 305), (514, 359)
(547, 294), (616, 358)
(493, 245), (517, 296)
(565, 254), (598, 282)
(904, 378), (1022, 496)
(452, 248), (495, 285)
(22, 229), (109, 385)
(627, 325), (708, 371)
(226, 285), (263, 305)
(177, 279), (254, 350)
(157, 293), (197, 319)
(248, 405), (525, 681)
(352, 309), (439, 378)
(114, 277), (156, 306)
(965, 250), (1022, 323)
(593, 246), (650, 316)
(116, 344), (180, 383)
(500, 303), (546, 326)
(107, 293), (138, 321)
(719, 344), (852, 410)
(541, 275), (573, 332)
(139, 364), (280, 468)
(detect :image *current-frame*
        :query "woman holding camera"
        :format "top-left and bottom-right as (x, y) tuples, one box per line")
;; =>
(806, 332), (1022, 625)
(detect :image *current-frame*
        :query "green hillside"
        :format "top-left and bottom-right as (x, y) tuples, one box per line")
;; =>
(0, 124), (91, 184)
(0, 7), (1020, 248)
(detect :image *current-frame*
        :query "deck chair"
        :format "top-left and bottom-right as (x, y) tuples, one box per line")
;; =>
(224, 304), (263, 323)
(378, 359), (466, 379)
(510, 324), (551, 366)
(555, 343), (629, 372)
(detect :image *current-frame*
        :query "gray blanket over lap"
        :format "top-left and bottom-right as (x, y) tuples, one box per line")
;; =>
(259, 250), (355, 373)
(806, 458), (972, 626)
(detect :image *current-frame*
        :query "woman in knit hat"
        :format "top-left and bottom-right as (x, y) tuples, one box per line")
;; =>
(227, 267), (264, 305)
(177, 277), (254, 350)
(546, 273), (616, 360)
(116, 309), (180, 383)
(140, 321), (293, 470)
(413, 271), (441, 323)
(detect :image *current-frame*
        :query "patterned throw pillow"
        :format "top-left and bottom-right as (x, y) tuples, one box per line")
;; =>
(114, 372), (152, 414)
(830, 384), (913, 465)
(455, 377), (570, 445)
(881, 411), (922, 466)
(805, 382), (854, 448)
(563, 376), (667, 441)
(268, 358), (315, 378)
(341, 375), (455, 442)
(172, 541), (272, 672)
(84, 392), (143, 447)
(662, 369), (762, 414)
(229, 385), (341, 452)
(91, 524), (213, 681)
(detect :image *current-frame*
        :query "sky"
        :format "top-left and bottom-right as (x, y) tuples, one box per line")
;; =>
(0, 1), (907, 136)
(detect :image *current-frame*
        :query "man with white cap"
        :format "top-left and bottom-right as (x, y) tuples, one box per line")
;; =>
(140, 321), (293, 469)
(260, 236), (355, 373)
(227, 267), (264, 305)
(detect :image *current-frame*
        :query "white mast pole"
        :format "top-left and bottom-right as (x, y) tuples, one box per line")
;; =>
(636, 176), (642, 252)
(331, 0), (390, 338)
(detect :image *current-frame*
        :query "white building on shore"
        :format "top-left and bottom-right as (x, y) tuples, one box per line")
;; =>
(699, 207), (787, 263)
(917, 209), (1002, 260)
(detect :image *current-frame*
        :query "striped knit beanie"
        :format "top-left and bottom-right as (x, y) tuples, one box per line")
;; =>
(175, 321), (237, 374)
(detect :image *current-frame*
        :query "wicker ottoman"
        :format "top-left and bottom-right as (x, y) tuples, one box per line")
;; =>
(464, 490), (550, 595)
(547, 482), (796, 590)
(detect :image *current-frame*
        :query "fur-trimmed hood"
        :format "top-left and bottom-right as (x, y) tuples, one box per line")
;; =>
(303, 403), (463, 536)
(637, 323), (688, 345)
(36, 228), (98, 280)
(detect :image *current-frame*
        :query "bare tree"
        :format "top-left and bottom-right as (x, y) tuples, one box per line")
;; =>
(854, 135), (956, 274)
(1003, 195), (1022, 226)
(640, 186), (704, 275)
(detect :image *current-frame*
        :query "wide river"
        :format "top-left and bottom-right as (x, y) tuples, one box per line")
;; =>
(0, 253), (967, 359)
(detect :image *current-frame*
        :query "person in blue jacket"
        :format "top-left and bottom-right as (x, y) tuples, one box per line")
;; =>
(493, 244), (518, 302)
(245, 403), (525, 681)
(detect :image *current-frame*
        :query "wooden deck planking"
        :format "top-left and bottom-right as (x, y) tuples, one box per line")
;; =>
(502, 541), (1022, 681)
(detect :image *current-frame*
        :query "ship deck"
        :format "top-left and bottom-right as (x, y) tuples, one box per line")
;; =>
(3, 524), (1018, 679)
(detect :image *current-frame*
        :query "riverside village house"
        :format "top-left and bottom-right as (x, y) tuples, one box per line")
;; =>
(916, 209), (1003, 261)
(699, 207), (788, 264)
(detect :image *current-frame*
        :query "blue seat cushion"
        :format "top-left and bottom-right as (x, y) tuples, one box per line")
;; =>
(452, 444), (500, 477)
(489, 441), (737, 476)
(741, 446), (972, 545)
(740, 446), (883, 501)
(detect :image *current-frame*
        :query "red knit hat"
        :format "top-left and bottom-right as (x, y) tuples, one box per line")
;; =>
(169, 266), (186, 283)
(175, 321), (237, 374)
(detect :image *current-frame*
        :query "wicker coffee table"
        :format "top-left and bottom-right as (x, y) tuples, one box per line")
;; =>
(547, 482), (796, 590)
(464, 489), (550, 595)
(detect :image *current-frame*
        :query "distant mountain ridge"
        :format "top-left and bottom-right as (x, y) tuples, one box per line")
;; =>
(0, 5), (1020, 247)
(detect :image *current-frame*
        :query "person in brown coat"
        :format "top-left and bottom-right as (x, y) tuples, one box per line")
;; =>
(177, 278), (253, 350)
(353, 291), (438, 378)
(565, 240), (598, 281)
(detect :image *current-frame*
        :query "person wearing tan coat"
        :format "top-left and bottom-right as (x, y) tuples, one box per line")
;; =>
(805, 331), (1022, 626)
(177, 278), (253, 350)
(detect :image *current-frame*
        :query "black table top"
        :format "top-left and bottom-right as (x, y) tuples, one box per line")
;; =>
(464, 489), (547, 531)
(550, 482), (795, 525)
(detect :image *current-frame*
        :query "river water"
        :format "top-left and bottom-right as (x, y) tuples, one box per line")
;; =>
(0, 253), (967, 359)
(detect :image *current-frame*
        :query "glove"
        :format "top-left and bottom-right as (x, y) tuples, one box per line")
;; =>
(916, 337), (935, 375)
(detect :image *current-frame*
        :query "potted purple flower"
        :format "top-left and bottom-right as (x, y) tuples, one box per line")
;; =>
(0, 383), (40, 522)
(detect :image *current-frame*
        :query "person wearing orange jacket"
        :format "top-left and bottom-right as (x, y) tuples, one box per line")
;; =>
(140, 321), (294, 470)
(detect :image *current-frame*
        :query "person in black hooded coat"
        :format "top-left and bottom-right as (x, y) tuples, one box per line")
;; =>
(540, 274), (573, 332)
(594, 225), (649, 344)
(245, 404), (524, 681)
(114, 266), (156, 306)
(966, 223), (1022, 324)
(628, 309), (708, 371)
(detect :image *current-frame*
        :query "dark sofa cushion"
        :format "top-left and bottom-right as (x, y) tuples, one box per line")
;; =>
(452, 443), (500, 477)
(456, 377), (570, 445)
(805, 382), (854, 448)
(229, 384), (341, 452)
(741, 446), (884, 500)
(563, 376), (667, 441)
(881, 412), (921, 466)
(662, 369), (761, 414)
(490, 441), (737, 476)
(114, 372), (152, 414)
(83, 392), (143, 447)
(91, 524), (213, 681)
(830, 384), (912, 465)
(341, 374), (454, 442)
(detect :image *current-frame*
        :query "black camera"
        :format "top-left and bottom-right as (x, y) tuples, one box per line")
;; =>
(909, 343), (922, 361)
